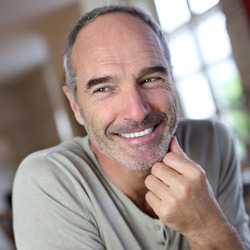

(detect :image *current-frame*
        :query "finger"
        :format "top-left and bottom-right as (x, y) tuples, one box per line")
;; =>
(145, 189), (178, 222)
(145, 174), (170, 200)
(163, 137), (198, 175)
(163, 136), (188, 166)
(145, 190), (161, 206)
(151, 162), (182, 188)
(150, 162), (198, 197)
(168, 136), (184, 155)
(145, 191), (162, 218)
(164, 154), (202, 179)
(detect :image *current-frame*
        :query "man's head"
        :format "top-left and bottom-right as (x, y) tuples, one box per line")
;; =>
(63, 5), (179, 170)
(64, 5), (173, 100)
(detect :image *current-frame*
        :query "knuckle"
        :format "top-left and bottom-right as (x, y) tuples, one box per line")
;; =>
(192, 164), (206, 182)
(145, 190), (153, 201)
(164, 152), (176, 161)
(151, 162), (162, 174)
(145, 174), (160, 190)
(178, 181), (190, 196)
(169, 194), (179, 208)
(159, 196), (178, 219)
(145, 174), (154, 187)
(159, 204), (170, 221)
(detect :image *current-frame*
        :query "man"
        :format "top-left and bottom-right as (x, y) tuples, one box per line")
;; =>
(13, 5), (250, 250)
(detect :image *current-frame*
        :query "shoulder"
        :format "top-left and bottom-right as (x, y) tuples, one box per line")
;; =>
(175, 118), (236, 168)
(175, 118), (233, 147)
(13, 136), (98, 218)
(12, 137), (101, 248)
(13, 136), (92, 195)
(176, 118), (230, 136)
(18, 136), (90, 168)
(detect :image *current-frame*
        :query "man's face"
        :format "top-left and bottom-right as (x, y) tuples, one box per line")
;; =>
(69, 13), (178, 170)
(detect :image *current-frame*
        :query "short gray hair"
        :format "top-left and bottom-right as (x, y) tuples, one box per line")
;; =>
(63, 5), (172, 100)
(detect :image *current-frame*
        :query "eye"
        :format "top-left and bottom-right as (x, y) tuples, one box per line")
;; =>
(144, 77), (157, 83)
(141, 77), (162, 86)
(94, 86), (110, 93)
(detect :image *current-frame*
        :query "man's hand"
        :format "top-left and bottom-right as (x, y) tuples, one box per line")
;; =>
(145, 136), (245, 249)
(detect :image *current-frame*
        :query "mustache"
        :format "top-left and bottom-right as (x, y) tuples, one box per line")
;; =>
(106, 112), (168, 135)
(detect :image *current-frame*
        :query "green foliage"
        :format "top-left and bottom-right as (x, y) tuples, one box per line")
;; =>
(221, 73), (245, 107)
(220, 73), (249, 158)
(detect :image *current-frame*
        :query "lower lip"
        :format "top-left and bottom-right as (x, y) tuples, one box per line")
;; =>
(115, 122), (163, 145)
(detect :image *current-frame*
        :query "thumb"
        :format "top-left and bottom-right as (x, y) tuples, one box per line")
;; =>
(169, 136), (185, 156)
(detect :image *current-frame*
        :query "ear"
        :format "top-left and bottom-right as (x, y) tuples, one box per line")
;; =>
(63, 86), (85, 126)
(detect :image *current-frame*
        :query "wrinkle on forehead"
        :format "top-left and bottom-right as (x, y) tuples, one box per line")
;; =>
(75, 12), (155, 43)
(71, 12), (168, 84)
(71, 12), (165, 61)
(85, 40), (164, 64)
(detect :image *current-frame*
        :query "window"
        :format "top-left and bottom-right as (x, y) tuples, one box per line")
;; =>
(154, 0), (248, 158)
(155, 0), (191, 32)
(189, 0), (220, 14)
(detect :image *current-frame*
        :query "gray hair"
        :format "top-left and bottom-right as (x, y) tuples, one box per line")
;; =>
(63, 4), (172, 100)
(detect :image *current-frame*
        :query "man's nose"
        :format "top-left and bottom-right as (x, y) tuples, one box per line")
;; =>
(120, 87), (151, 122)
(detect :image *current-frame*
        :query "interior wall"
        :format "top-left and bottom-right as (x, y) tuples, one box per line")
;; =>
(0, 1), (82, 170)
(0, 68), (60, 168)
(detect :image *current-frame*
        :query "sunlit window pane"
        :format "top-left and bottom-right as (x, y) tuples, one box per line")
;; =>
(189, 0), (220, 14)
(177, 74), (216, 119)
(196, 12), (231, 64)
(169, 30), (201, 79)
(208, 59), (243, 107)
(208, 59), (248, 158)
(154, 0), (191, 32)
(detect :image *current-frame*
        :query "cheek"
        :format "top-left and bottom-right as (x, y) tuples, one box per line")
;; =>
(162, 84), (178, 113)
(82, 101), (117, 133)
(146, 88), (174, 112)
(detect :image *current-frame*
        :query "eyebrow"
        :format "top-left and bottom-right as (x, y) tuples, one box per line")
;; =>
(86, 76), (114, 90)
(138, 65), (169, 78)
(85, 65), (168, 90)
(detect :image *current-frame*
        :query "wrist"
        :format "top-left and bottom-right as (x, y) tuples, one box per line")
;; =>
(186, 223), (245, 250)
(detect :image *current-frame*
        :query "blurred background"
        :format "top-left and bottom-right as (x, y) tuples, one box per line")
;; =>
(0, 0), (249, 249)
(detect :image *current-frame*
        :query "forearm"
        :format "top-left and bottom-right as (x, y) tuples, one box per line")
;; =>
(186, 222), (246, 250)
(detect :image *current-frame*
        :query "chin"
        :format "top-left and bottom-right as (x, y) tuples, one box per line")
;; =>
(117, 152), (166, 171)
(111, 137), (172, 171)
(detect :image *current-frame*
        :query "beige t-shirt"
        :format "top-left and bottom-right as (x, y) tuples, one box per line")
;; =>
(13, 119), (250, 249)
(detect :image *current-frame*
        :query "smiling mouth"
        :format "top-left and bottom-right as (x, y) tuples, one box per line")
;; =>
(118, 126), (154, 139)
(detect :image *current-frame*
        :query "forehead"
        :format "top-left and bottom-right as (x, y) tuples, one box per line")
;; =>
(71, 12), (167, 79)
(74, 12), (161, 46)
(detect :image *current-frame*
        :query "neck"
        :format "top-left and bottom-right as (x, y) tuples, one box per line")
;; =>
(90, 142), (157, 218)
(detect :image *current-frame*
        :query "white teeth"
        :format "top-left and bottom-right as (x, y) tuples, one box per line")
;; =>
(119, 127), (154, 138)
